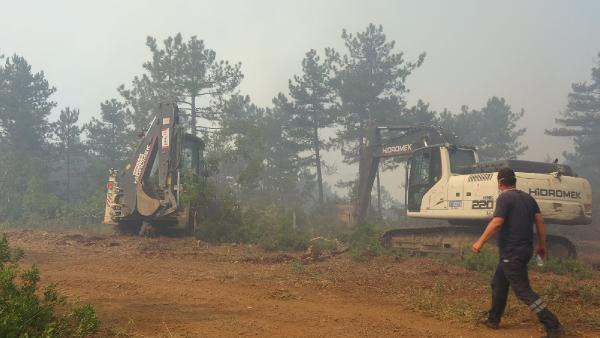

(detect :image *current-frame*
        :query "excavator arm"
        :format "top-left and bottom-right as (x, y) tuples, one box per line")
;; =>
(105, 103), (182, 222)
(355, 124), (456, 225)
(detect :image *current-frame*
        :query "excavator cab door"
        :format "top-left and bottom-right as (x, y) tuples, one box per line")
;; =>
(407, 147), (442, 212)
(181, 134), (204, 177)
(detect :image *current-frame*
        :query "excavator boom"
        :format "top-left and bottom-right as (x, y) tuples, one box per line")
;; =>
(356, 124), (458, 225)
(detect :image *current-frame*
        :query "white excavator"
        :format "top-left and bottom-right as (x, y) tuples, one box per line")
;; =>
(355, 124), (593, 258)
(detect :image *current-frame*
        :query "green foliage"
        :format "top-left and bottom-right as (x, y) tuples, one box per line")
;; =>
(218, 95), (311, 207)
(0, 54), (56, 223)
(439, 97), (527, 161)
(460, 248), (594, 280)
(326, 23), (427, 166)
(409, 280), (479, 322)
(289, 259), (308, 274)
(283, 49), (337, 205)
(342, 224), (384, 261)
(461, 247), (499, 276)
(59, 189), (106, 227)
(533, 258), (595, 280)
(543, 279), (567, 303)
(0, 54), (56, 152)
(185, 176), (308, 251)
(50, 107), (85, 202)
(182, 175), (241, 243)
(119, 33), (243, 132)
(578, 282), (600, 305)
(546, 52), (600, 217)
(22, 176), (64, 220)
(0, 235), (99, 337)
(84, 99), (134, 168)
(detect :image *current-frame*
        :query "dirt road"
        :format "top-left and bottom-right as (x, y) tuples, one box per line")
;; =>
(5, 230), (600, 337)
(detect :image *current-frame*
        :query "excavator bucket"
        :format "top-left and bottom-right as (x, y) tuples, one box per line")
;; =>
(136, 182), (161, 217)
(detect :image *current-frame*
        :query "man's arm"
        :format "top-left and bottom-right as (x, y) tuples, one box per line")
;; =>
(472, 217), (504, 253)
(534, 213), (547, 257)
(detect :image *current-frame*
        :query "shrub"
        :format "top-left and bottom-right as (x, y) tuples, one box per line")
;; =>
(342, 223), (384, 261)
(289, 259), (307, 274)
(533, 258), (595, 280)
(240, 205), (309, 251)
(410, 281), (479, 322)
(578, 282), (600, 305)
(0, 235), (99, 337)
(543, 279), (567, 303)
(186, 176), (309, 251)
(461, 247), (499, 275)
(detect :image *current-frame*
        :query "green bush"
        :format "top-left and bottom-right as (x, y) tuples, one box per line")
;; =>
(578, 282), (600, 305)
(461, 247), (499, 276)
(186, 176), (308, 251)
(289, 259), (307, 274)
(0, 235), (99, 337)
(460, 248), (596, 280)
(241, 205), (309, 251)
(22, 176), (64, 220)
(342, 224), (384, 261)
(532, 258), (595, 280)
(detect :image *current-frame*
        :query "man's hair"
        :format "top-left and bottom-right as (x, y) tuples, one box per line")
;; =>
(498, 167), (516, 186)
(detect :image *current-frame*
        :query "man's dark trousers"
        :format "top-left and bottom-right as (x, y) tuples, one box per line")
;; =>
(488, 245), (560, 331)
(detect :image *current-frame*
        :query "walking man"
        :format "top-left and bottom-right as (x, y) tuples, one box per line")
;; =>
(472, 167), (563, 337)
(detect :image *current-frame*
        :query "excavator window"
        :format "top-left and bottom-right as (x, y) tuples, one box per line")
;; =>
(181, 135), (205, 176)
(182, 138), (200, 176)
(449, 148), (476, 174)
(407, 147), (442, 211)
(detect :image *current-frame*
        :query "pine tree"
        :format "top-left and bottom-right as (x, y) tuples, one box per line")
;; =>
(285, 49), (336, 205)
(119, 33), (243, 134)
(326, 24), (425, 166)
(50, 107), (83, 202)
(440, 97), (527, 161)
(0, 54), (56, 221)
(546, 53), (600, 214)
(85, 99), (133, 169)
(0, 55), (56, 152)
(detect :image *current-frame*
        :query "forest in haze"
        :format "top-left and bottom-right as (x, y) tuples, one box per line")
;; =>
(0, 24), (598, 239)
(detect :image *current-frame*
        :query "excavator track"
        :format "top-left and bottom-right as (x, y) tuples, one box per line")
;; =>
(381, 225), (577, 259)
(381, 226), (481, 256)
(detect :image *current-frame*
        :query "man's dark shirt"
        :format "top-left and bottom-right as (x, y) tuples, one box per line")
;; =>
(493, 189), (541, 257)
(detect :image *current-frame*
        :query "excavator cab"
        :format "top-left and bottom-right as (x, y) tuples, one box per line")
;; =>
(181, 134), (204, 177)
(407, 147), (442, 212)
(406, 145), (478, 211)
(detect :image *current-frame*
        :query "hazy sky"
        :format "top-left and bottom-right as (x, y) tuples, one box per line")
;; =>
(2, 0), (599, 199)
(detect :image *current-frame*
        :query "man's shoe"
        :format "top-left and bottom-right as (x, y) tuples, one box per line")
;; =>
(478, 311), (500, 330)
(542, 325), (565, 338)
(483, 319), (500, 330)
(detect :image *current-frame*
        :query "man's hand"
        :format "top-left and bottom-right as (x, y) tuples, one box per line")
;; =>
(536, 245), (547, 258)
(534, 213), (547, 259)
(472, 217), (504, 254)
(472, 240), (483, 253)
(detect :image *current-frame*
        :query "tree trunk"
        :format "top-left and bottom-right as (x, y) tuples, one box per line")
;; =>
(376, 167), (381, 219)
(357, 121), (365, 200)
(191, 95), (197, 135)
(313, 126), (324, 205)
(66, 148), (70, 204)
